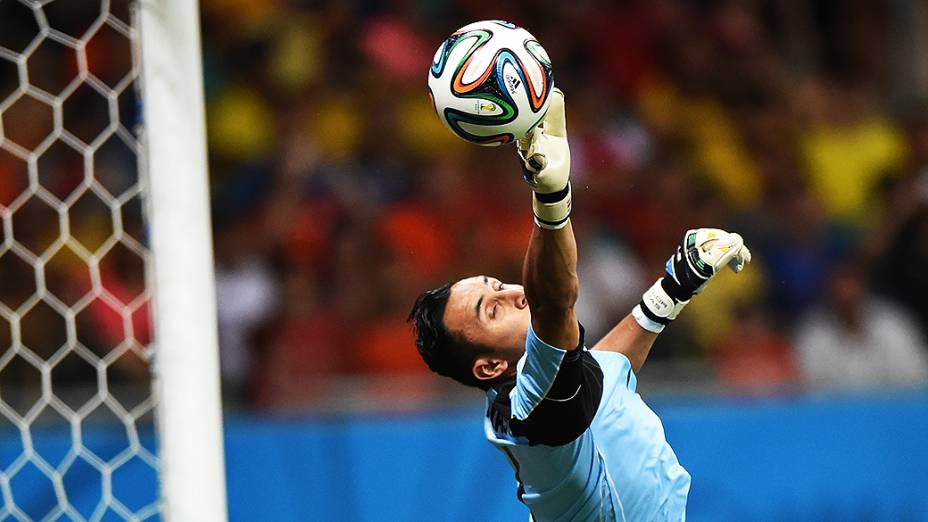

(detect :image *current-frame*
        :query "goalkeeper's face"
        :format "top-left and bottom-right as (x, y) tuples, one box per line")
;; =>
(443, 275), (531, 376)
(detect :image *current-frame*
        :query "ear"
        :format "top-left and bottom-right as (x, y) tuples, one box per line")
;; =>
(473, 357), (510, 382)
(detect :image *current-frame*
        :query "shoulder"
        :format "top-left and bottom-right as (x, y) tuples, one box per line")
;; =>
(510, 322), (584, 421)
(486, 345), (606, 447)
(590, 350), (636, 391)
(589, 349), (632, 369)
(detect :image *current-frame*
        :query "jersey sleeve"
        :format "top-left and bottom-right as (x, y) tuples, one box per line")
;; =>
(507, 323), (604, 446)
(590, 350), (638, 393)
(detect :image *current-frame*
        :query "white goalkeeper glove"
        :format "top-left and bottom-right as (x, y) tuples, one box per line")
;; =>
(518, 88), (571, 230)
(633, 228), (752, 333)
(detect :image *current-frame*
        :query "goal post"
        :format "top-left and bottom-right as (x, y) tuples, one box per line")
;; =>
(138, 0), (228, 521)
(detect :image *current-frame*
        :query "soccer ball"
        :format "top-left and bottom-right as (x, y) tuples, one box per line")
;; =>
(427, 20), (554, 146)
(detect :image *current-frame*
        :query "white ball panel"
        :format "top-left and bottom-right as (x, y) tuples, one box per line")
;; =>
(432, 41), (445, 66)
(461, 42), (497, 85)
(515, 44), (544, 98)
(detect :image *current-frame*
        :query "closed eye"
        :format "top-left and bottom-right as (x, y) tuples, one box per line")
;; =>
(491, 303), (499, 319)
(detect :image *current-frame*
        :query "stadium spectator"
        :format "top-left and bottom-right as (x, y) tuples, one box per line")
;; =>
(871, 114), (928, 336)
(795, 261), (928, 390)
(214, 219), (280, 405)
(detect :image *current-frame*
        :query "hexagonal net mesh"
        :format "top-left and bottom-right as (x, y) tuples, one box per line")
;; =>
(0, 1), (160, 520)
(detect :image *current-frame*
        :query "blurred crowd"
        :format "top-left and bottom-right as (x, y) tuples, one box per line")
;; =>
(200, 0), (928, 409)
(2, 0), (928, 413)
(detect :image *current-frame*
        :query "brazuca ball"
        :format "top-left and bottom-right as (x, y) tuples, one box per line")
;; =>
(427, 20), (554, 146)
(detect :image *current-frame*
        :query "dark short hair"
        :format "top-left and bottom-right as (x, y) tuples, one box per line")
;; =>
(408, 282), (496, 390)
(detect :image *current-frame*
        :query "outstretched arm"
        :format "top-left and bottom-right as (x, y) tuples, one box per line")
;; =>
(503, 90), (599, 446)
(595, 228), (753, 372)
(519, 90), (580, 350)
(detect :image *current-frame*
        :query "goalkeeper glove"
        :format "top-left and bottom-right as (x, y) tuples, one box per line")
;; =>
(633, 228), (752, 333)
(518, 88), (571, 230)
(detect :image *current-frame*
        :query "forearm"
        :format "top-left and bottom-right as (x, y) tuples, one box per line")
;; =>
(523, 222), (580, 349)
(524, 222), (578, 309)
(592, 313), (658, 373)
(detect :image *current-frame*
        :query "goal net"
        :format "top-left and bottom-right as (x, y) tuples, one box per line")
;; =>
(0, 1), (225, 520)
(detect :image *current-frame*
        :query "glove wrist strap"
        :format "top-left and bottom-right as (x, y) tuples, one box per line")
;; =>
(635, 278), (689, 333)
(632, 304), (665, 334)
(532, 183), (571, 230)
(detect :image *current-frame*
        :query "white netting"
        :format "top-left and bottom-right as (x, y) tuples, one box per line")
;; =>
(0, 0), (159, 520)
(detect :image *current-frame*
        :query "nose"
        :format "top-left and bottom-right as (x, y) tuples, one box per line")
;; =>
(501, 286), (527, 308)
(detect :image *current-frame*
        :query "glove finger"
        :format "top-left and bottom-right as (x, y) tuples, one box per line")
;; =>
(701, 232), (743, 272)
(518, 152), (546, 186)
(542, 89), (567, 138)
(728, 245), (752, 273)
(524, 153), (547, 173)
(517, 126), (536, 153)
(719, 233), (745, 266)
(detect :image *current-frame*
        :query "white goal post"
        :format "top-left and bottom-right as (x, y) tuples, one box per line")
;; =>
(138, 0), (228, 521)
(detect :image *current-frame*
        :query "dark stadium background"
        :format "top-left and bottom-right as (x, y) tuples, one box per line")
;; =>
(1, 0), (927, 520)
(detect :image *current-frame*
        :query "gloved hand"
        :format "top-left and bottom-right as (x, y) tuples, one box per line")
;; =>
(517, 89), (571, 229)
(665, 228), (751, 297)
(634, 228), (752, 333)
(518, 88), (569, 193)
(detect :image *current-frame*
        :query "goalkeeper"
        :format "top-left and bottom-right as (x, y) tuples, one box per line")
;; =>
(408, 89), (751, 522)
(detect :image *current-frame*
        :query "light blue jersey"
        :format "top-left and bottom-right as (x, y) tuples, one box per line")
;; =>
(484, 324), (690, 522)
